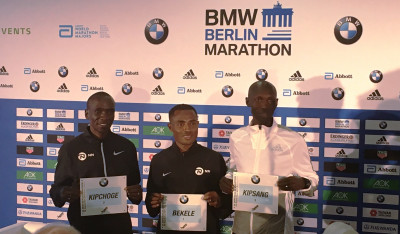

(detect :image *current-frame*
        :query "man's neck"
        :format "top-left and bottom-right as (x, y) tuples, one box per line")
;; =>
(176, 143), (193, 153)
(251, 118), (273, 127)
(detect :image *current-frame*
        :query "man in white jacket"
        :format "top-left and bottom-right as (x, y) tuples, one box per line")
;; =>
(219, 80), (318, 234)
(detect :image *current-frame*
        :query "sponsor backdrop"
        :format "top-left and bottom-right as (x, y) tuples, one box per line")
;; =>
(1, 0), (400, 233)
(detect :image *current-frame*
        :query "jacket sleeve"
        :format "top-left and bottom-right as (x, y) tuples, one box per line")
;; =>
(215, 153), (233, 219)
(225, 135), (238, 179)
(145, 159), (161, 217)
(127, 142), (141, 204)
(291, 137), (319, 196)
(49, 143), (74, 208)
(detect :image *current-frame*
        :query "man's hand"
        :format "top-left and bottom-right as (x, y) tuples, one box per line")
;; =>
(150, 193), (164, 208)
(61, 186), (80, 203)
(125, 184), (143, 204)
(203, 191), (221, 208)
(277, 176), (306, 191)
(219, 177), (233, 194)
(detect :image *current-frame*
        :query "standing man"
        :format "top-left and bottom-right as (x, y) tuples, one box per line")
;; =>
(145, 104), (231, 233)
(50, 92), (142, 234)
(219, 80), (319, 234)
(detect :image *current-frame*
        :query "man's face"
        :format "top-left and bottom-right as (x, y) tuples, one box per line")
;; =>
(246, 86), (278, 123)
(85, 96), (115, 139)
(168, 109), (199, 151)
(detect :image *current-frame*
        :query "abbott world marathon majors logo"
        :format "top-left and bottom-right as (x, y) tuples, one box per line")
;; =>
(205, 2), (293, 56)
(145, 19), (169, 44)
(334, 16), (362, 45)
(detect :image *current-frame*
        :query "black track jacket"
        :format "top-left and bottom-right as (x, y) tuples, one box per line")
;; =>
(50, 127), (140, 234)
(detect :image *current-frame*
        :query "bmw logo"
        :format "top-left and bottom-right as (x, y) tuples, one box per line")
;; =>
(256, 69), (268, 81)
(154, 140), (161, 148)
(336, 207), (344, 214)
(122, 83), (132, 95)
(376, 195), (385, 203)
(154, 114), (162, 121)
(27, 185), (33, 191)
(153, 67), (164, 79)
(225, 116), (232, 123)
(222, 85), (233, 98)
(331, 87), (344, 100)
(369, 70), (383, 83)
(99, 178), (109, 187)
(296, 218), (304, 225)
(58, 66), (68, 78)
(145, 18), (169, 45)
(299, 119), (307, 126)
(334, 16), (363, 45)
(251, 175), (260, 184)
(379, 121), (387, 129)
(30, 81), (40, 92)
(180, 195), (189, 204)
(27, 109), (33, 116)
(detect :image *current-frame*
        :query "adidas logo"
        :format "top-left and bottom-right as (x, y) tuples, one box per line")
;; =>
(376, 136), (389, 145)
(57, 83), (70, 93)
(56, 123), (65, 131)
(151, 85), (165, 95)
(25, 134), (34, 142)
(86, 68), (99, 78)
(289, 70), (304, 81)
(0, 66), (9, 75)
(335, 149), (347, 157)
(367, 89), (384, 100)
(183, 69), (197, 79)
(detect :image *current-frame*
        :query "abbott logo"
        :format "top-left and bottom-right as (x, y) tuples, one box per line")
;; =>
(366, 165), (377, 173)
(115, 70), (123, 76)
(325, 72), (334, 80)
(59, 25), (73, 38)
(177, 87), (185, 94)
(283, 89), (291, 96)
(112, 126), (121, 133)
(215, 71), (223, 78)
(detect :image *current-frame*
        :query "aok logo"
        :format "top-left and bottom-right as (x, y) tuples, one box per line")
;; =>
(151, 127), (165, 135)
(23, 172), (37, 179)
(331, 192), (349, 201)
(373, 180), (390, 189)
(293, 204), (309, 212)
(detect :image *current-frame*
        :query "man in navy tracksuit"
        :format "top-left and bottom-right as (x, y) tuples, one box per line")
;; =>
(145, 104), (231, 233)
(50, 92), (142, 234)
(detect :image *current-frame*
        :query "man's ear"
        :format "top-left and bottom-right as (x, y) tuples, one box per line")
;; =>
(167, 123), (172, 131)
(245, 97), (250, 107)
(85, 109), (89, 120)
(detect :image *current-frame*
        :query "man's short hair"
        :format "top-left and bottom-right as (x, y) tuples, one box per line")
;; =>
(168, 104), (198, 122)
(248, 80), (277, 97)
(86, 92), (115, 109)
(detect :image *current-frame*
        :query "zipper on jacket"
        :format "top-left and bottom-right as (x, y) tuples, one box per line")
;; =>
(250, 126), (263, 234)
(101, 142), (108, 177)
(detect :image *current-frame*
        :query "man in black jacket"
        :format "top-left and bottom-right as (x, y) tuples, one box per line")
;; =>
(50, 92), (142, 234)
(145, 104), (231, 233)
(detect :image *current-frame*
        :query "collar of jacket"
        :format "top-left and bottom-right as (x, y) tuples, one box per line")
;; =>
(83, 126), (113, 143)
(248, 119), (278, 135)
(171, 141), (200, 155)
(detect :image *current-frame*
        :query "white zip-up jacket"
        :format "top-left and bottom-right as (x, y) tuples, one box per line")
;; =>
(227, 120), (318, 234)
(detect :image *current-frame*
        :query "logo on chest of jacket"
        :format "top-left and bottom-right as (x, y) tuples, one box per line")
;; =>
(271, 144), (283, 152)
(78, 152), (95, 161)
(195, 167), (210, 175)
